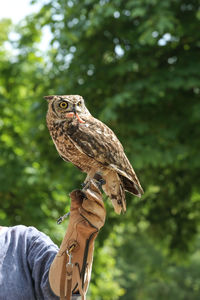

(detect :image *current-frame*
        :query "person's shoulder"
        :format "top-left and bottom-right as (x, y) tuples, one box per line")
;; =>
(8, 225), (53, 244)
(9, 225), (40, 237)
(7, 225), (58, 251)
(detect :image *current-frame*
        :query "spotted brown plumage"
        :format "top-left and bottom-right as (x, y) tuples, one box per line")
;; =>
(45, 95), (144, 214)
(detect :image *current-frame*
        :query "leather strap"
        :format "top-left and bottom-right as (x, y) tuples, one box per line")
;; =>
(60, 252), (68, 300)
(60, 250), (74, 300)
(66, 264), (73, 300)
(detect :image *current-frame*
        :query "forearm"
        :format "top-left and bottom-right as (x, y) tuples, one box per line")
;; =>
(49, 219), (98, 297)
(49, 181), (105, 299)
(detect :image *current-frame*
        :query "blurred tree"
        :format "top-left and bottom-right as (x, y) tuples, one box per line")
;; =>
(33, 0), (200, 251)
(0, 0), (200, 298)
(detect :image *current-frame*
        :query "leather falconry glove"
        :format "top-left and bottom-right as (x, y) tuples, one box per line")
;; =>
(49, 179), (106, 300)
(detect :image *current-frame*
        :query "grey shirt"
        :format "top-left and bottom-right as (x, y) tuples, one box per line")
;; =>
(0, 225), (80, 300)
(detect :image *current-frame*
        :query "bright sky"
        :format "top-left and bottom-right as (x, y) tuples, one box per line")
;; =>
(0, 0), (52, 51)
(0, 0), (41, 23)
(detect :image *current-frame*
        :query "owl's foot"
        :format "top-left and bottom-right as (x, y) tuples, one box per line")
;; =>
(82, 174), (106, 193)
(93, 173), (106, 189)
(97, 178), (106, 189)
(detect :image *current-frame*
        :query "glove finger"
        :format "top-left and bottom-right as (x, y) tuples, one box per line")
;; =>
(82, 197), (105, 216)
(84, 189), (104, 209)
(69, 190), (84, 210)
(86, 179), (101, 195)
(80, 206), (105, 229)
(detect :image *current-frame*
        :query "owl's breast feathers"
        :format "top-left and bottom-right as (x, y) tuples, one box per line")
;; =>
(47, 119), (98, 172)
(65, 116), (144, 197)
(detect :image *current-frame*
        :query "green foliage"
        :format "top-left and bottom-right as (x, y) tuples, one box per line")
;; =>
(0, 0), (200, 298)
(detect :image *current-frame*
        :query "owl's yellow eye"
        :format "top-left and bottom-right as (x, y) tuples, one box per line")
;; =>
(59, 101), (68, 109)
(77, 101), (81, 106)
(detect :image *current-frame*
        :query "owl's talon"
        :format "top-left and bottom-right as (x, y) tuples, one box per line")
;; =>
(93, 173), (102, 181)
(99, 178), (106, 186)
(93, 173), (106, 189)
(95, 178), (106, 190)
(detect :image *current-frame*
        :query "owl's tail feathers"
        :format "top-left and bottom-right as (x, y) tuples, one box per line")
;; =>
(119, 175), (144, 198)
(112, 183), (126, 214)
(118, 184), (126, 214)
(102, 171), (126, 215)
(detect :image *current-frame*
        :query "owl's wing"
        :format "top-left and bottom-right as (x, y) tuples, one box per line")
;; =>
(66, 116), (143, 196)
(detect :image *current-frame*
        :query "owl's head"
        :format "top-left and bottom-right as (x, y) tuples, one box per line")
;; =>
(44, 95), (90, 121)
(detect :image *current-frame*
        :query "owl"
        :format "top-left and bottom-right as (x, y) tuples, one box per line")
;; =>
(45, 95), (143, 214)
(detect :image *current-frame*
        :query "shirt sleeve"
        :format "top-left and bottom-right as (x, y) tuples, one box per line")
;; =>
(26, 227), (81, 300)
(27, 227), (60, 300)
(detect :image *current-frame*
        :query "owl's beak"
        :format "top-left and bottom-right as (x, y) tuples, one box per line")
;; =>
(66, 108), (85, 124)
(72, 104), (76, 114)
(66, 104), (85, 123)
